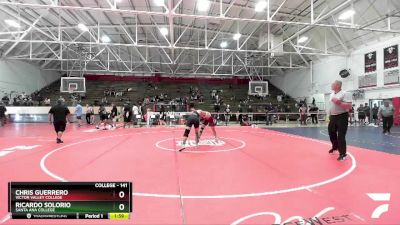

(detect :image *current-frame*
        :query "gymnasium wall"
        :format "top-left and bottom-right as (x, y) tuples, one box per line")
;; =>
(0, 60), (61, 96)
(270, 34), (400, 109)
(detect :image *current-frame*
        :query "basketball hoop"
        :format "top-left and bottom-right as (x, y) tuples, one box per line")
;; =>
(60, 77), (86, 93)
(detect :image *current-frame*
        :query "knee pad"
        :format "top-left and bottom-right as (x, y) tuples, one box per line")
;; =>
(184, 129), (190, 137)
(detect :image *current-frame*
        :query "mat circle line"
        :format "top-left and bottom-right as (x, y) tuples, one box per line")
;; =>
(39, 129), (357, 199)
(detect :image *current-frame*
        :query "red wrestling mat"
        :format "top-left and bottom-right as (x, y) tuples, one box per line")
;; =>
(0, 124), (399, 224)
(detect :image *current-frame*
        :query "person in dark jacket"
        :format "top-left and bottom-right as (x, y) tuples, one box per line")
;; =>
(48, 100), (71, 143)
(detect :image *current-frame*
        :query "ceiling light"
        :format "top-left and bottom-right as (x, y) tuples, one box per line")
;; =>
(5, 19), (20, 28)
(153, 0), (164, 6)
(197, 0), (211, 12)
(233, 33), (241, 40)
(77, 23), (89, 32)
(297, 36), (308, 44)
(220, 41), (228, 48)
(338, 9), (355, 20)
(255, 1), (267, 12)
(159, 27), (168, 36)
(101, 35), (111, 43)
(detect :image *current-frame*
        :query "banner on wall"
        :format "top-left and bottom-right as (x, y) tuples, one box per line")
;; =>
(384, 45), (398, 70)
(393, 97), (400, 126)
(359, 73), (377, 88)
(384, 69), (400, 85)
(364, 51), (377, 73)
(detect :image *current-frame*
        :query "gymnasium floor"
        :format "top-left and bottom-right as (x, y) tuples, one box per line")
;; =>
(0, 123), (399, 224)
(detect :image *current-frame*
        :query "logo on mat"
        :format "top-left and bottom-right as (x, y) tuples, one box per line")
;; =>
(177, 139), (225, 147)
(0, 145), (41, 157)
(367, 193), (391, 219)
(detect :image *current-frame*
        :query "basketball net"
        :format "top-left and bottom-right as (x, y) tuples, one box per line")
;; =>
(68, 87), (76, 94)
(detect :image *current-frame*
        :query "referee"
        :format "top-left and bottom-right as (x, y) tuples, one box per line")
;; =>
(48, 99), (71, 144)
(328, 80), (352, 161)
(379, 100), (395, 134)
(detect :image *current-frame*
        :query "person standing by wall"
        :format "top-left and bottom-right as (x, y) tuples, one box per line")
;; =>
(85, 104), (94, 124)
(0, 102), (7, 127)
(348, 104), (355, 126)
(123, 103), (133, 128)
(379, 100), (395, 134)
(328, 80), (352, 161)
(111, 103), (118, 128)
(309, 104), (319, 124)
(364, 103), (371, 124)
(372, 103), (379, 125)
(299, 104), (307, 125)
(357, 104), (365, 126)
(224, 104), (231, 126)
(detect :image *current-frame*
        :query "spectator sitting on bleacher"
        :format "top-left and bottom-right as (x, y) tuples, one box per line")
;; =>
(44, 98), (51, 106)
(115, 91), (123, 97)
(170, 100), (176, 112)
(211, 90), (216, 99)
(235, 105), (241, 117)
(2, 95), (10, 105)
(58, 96), (65, 103)
(27, 97), (34, 106)
(101, 97), (108, 106)
(199, 95), (204, 103)
(144, 97), (150, 105)
(20, 92), (27, 100)
(218, 96), (224, 105)
(104, 89), (109, 96)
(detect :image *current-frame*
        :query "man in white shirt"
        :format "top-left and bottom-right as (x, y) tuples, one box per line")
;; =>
(132, 104), (139, 116)
(328, 80), (352, 161)
(379, 100), (395, 134)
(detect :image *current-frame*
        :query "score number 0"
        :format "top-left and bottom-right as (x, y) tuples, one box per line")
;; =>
(118, 191), (125, 211)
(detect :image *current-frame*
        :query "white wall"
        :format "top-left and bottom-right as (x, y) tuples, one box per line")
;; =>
(270, 56), (348, 104)
(348, 35), (400, 104)
(0, 60), (60, 96)
(270, 35), (400, 110)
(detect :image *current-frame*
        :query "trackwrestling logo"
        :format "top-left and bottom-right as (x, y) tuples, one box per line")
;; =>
(176, 139), (225, 147)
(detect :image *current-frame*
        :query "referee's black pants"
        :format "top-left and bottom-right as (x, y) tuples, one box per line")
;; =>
(382, 116), (394, 133)
(328, 113), (349, 156)
(86, 113), (91, 124)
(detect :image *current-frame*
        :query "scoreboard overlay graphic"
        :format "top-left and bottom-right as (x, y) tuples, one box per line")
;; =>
(8, 182), (132, 220)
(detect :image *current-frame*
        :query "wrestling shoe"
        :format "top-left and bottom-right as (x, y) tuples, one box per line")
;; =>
(337, 154), (347, 161)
